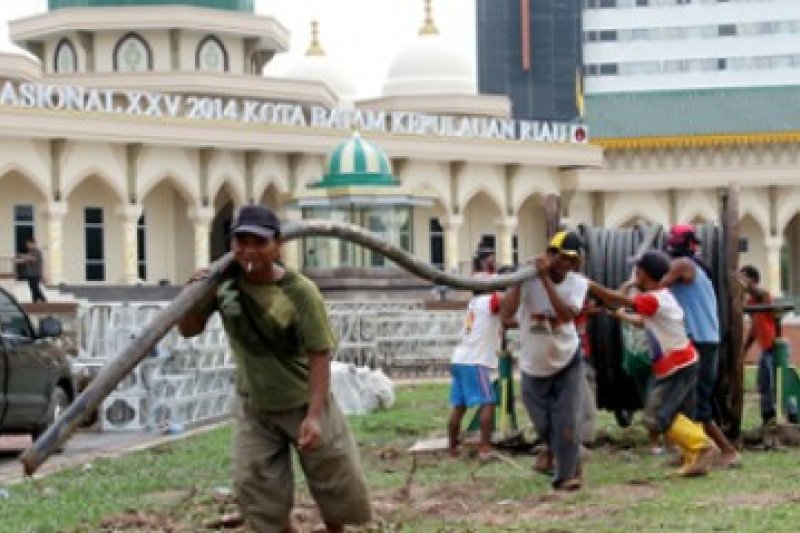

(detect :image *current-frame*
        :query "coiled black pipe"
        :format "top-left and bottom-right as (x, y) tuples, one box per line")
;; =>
(578, 223), (736, 433)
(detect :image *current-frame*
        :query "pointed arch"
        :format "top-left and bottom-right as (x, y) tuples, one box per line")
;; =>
(62, 167), (126, 204)
(461, 187), (504, 218)
(0, 163), (50, 199)
(113, 32), (153, 72)
(777, 187), (800, 235)
(139, 173), (198, 207)
(54, 37), (78, 73)
(196, 34), (229, 72)
(208, 174), (246, 209)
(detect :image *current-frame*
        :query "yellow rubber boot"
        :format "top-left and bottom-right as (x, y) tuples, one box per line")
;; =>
(665, 414), (717, 477)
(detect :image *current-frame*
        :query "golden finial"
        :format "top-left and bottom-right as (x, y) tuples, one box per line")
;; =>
(419, 0), (439, 36)
(306, 19), (325, 56)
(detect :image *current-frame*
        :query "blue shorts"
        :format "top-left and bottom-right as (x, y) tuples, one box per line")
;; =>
(450, 364), (496, 408)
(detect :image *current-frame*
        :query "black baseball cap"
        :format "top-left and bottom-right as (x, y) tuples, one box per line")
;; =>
(636, 250), (671, 282)
(230, 204), (281, 240)
(548, 230), (584, 257)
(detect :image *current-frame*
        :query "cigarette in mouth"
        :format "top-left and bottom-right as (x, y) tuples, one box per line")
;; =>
(246, 261), (253, 273)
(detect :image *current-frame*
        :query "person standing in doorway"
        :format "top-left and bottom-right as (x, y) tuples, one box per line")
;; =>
(15, 238), (46, 303)
(661, 224), (741, 468)
(179, 204), (371, 533)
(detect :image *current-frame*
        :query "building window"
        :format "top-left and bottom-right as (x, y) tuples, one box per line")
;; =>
(54, 38), (77, 74)
(137, 214), (147, 281)
(599, 30), (618, 42)
(113, 33), (153, 72)
(512, 235), (519, 267)
(738, 238), (748, 253)
(430, 218), (444, 270)
(599, 63), (619, 75)
(196, 35), (228, 72)
(585, 0), (617, 7)
(13, 205), (35, 255)
(718, 24), (737, 37)
(717, 58), (728, 70)
(85, 207), (105, 281)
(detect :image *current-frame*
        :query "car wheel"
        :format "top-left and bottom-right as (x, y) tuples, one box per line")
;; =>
(32, 386), (69, 451)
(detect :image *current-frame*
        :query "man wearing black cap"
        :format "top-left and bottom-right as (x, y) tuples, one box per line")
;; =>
(501, 230), (588, 491)
(179, 204), (371, 533)
(589, 250), (717, 477)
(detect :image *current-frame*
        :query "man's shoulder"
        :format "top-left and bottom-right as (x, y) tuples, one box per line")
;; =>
(280, 269), (324, 300)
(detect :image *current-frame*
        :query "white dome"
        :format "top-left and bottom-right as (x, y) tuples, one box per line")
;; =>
(382, 35), (476, 97)
(284, 56), (358, 104)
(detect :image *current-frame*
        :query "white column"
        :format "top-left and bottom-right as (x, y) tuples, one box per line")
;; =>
(765, 235), (783, 296)
(281, 206), (303, 269)
(443, 215), (463, 274)
(116, 204), (143, 285)
(43, 202), (67, 285)
(188, 206), (214, 270)
(496, 216), (518, 268)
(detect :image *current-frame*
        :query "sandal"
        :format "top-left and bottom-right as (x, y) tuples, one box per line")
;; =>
(553, 477), (582, 492)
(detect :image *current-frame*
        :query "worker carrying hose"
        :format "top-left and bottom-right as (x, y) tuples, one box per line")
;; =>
(589, 250), (718, 476)
(178, 204), (371, 533)
(448, 247), (505, 461)
(501, 230), (587, 491)
(661, 224), (741, 469)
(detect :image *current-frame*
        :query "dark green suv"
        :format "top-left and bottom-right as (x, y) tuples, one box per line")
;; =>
(0, 287), (75, 440)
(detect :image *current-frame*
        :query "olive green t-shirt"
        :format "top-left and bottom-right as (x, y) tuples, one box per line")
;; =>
(203, 269), (337, 411)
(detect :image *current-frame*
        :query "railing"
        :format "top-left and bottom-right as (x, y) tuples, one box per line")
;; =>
(0, 256), (16, 278)
(75, 300), (466, 432)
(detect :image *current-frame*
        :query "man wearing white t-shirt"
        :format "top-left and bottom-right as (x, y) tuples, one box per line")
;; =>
(589, 250), (717, 477)
(501, 231), (588, 491)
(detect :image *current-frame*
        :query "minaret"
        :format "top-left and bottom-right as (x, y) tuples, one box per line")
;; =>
(306, 19), (325, 57)
(419, 0), (439, 36)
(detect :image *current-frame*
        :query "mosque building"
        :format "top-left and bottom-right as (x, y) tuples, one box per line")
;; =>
(0, 0), (597, 299)
(0, 0), (796, 300)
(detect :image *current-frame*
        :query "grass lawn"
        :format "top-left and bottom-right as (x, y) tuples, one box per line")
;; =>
(1, 367), (798, 532)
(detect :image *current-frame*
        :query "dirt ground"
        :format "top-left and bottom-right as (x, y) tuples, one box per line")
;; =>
(92, 424), (800, 532)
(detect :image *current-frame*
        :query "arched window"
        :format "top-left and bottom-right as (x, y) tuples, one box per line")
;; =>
(113, 32), (153, 72)
(196, 35), (228, 72)
(54, 38), (77, 74)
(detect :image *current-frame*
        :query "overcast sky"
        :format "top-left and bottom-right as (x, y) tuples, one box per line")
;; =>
(0, 0), (476, 98)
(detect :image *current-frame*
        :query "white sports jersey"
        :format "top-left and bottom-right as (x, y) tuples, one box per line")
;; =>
(452, 293), (503, 368)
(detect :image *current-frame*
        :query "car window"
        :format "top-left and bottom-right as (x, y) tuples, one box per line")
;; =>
(0, 291), (32, 338)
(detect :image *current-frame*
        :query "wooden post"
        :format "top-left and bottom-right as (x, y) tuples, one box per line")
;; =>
(722, 183), (744, 439)
(545, 194), (561, 240)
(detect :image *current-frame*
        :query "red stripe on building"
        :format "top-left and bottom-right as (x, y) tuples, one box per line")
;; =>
(521, 0), (531, 71)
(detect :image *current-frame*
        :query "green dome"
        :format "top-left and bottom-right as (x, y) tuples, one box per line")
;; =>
(49, 0), (253, 11)
(314, 134), (398, 188)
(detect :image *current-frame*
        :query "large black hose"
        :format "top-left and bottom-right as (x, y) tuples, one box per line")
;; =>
(578, 222), (738, 434)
